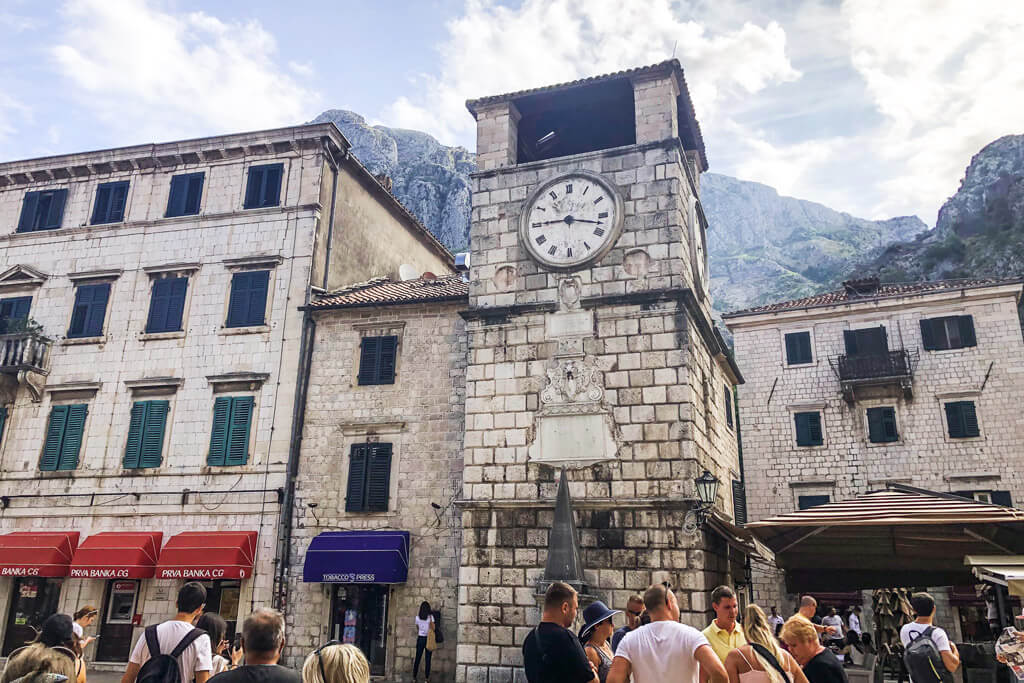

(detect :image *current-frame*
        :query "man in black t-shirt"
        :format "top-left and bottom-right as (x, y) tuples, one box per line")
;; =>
(523, 582), (599, 683)
(208, 609), (299, 683)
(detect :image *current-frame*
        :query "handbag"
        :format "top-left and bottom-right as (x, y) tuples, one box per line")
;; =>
(426, 622), (438, 651)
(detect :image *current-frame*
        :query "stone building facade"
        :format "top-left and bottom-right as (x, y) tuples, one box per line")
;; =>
(723, 277), (1024, 631)
(0, 123), (451, 668)
(456, 61), (748, 683)
(282, 277), (467, 680)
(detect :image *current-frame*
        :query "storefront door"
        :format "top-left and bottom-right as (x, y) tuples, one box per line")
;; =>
(330, 584), (389, 677)
(2, 577), (63, 656)
(96, 580), (139, 662)
(200, 580), (242, 642)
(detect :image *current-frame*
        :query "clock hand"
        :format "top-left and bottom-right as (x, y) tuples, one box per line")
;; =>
(572, 219), (603, 224)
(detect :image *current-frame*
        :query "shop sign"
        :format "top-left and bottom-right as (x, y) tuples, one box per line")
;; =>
(70, 568), (133, 578)
(2, 567), (41, 577)
(19, 583), (38, 598)
(113, 581), (136, 592)
(322, 573), (376, 583)
(156, 568), (234, 579)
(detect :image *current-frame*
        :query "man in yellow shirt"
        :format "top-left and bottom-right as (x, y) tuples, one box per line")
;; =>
(702, 585), (746, 662)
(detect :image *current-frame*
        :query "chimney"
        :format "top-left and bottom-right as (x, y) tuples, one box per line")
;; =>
(374, 174), (393, 192)
(843, 277), (881, 296)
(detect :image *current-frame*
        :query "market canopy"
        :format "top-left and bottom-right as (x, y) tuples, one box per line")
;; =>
(0, 532), (79, 578)
(303, 531), (410, 584)
(746, 484), (1024, 591)
(71, 532), (163, 579)
(155, 531), (258, 580)
(965, 555), (1024, 598)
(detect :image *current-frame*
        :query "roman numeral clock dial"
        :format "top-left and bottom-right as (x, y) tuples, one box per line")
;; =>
(519, 171), (623, 270)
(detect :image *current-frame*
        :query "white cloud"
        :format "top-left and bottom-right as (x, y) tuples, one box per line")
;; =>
(0, 93), (31, 143)
(51, 0), (320, 143)
(382, 0), (800, 149)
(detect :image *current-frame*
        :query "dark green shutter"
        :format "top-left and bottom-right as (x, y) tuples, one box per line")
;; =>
(109, 182), (128, 222)
(945, 402), (966, 438)
(795, 413), (809, 446)
(807, 412), (823, 445)
(882, 408), (899, 441)
(991, 491), (1013, 507)
(959, 316), (977, 347)
(18, 192), (39, 232)
(920, 319), (937, 350)
(226, 272), (250, 327)
(41, 405), (68, 471)
(785, 333), (797, 364)
(0, 406), (7, 441)
(798, 495), (830, 510)
(185, 174), (204, 214)
(208, 397), (231, 465)
(732, 480), (747, 525)
(244, 166), (264, 208)
(225, 396), (253, 465)
(140, 401), (168, 468)
(46, 189), (67, 229)
(226, 271), (269, 327)
(246, 271), (269, 326)
(92, 185), (111, 224)
(378, 336), (397, 384)
(961, 401), (980, 437)
(724, 385), (733, 428)
(358, 337), (380, 385)
(123, 402), (147, 468)
(263, 165), (282, 207)
(867, 408), (885, 443)
(366, 443), (392, 511)
(843, 330), (859, 356)
(167, 175), (186, 217)
(59, 405), (87, 470)
(346, 445), (369, 512)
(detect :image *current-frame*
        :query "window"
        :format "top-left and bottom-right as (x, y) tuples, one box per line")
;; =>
(243, 163), (283, 209)
(40, 404), (88, 471)
(145, 277), (188, 333)
(945, 401), (980, 438)
(953, 490), (1012, 507)
(91, 181), (129, 225)
(794, 411), (823, 447)
(732, 480), (747, 524)
(0, 296), (32, 333)
(17, 189), (67, 232)
(798, 495), (830, 510)
(207, 396), (254, 466)
(843, 326), (888, 356)
(724, 385), (734, 429)
(921, 316), (976, 351)
(866, 406), (899, 443)
(0, 405), (8, 443)
(166, 172), (205, 217)
(784, 331), (813, 365)
(123, 400), (169, 469)
(357, 336), (398, 385)
(345, 443), (393, 512)
(68, 283), (110, 338)
(225, 271), (269, 328)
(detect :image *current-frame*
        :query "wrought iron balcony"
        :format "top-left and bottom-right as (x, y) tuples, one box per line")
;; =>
(828, 349), (918, 403)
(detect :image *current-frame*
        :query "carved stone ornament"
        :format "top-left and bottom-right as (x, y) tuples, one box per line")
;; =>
(558, 277), (582, 311)
(540, 356), (604, 407)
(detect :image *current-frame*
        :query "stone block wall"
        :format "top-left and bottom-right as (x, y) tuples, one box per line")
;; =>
(284, 301), (467, 680)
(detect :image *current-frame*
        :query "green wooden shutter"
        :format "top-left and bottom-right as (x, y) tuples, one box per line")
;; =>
(345, 444), (369, 512)
(961, 401), (980, 437)
(795, 413), (810, 446)
(366, 443), (392, 512)
(807, 412), (823, 445)
(41, 405), (68, 471)
(920, 319), (937, 350)
(123, 402), (147, 468)
(945, 402), (966, 438)
(732, 480), (747, 525)
(244, 166), (265, 208)
(991, 491), (1013, 507)
(208, 397), (232, 465)
(378, 336), (398, 384)
(724, 385), (733, 428)
(92, 184), (111, 224)
(959, 316), (977, 347)
(18, 192), (39, 232)
(882, 408), (899, 441)
(59, 405), (87, 470)
(785, 333), (798, 364)
(225, 396), (253, 465)
(843, 330), (859, 356)
(358, 337), (380, 385)
(0, 406), (7, 442)
(140, 400), (168, 468)
(866, 408), (885, 443)
(46, 189), (68, 229)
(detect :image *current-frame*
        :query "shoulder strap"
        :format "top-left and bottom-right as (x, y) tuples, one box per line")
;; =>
(736, 646), (755, 670)
(751, 643), (789, 681)
(170, 628), (204, 658)
(923, 626), (935, 639)
(145, 625), (162, 657)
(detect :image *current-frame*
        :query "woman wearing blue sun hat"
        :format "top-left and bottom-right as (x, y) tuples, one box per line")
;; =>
(578, 601), (622, 683)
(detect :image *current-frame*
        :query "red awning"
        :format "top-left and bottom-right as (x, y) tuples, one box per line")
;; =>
(156, 531), (257, 580)
(0, 532), (80, 577)
(70, 532), (163, 579)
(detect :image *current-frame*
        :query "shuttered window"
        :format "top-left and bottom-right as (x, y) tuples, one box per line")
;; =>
(91, 181), (129, 224)
(798, 495), (830, 510)
(724, 385), (734, 429)
(784, 331), (813, 365)
(0, 296), (32, 333)
(17, 189), (67, 232)
(953, 490), (1012, 507)
(123, 400), (169, 469)
(866, 406), (899, 443)
(732, 480), (747, 524)
(920, 316), (977, 351)
(145, 277), (188, 333)
(166, 172), (205, 217)
(357, 336), (398, 385)
(207, 396), (254, 466)
(243, 163), (284, 209)
(68, 283), (110, 338)
(225, 271), (270, 327)
(945, 401), (980, 438)
(345, 442), (393, 512)
(843, 326), (888, 356)
(0, 406), (8, 443)
(794, 411), (823, 447)
(40, 404), (88, 471)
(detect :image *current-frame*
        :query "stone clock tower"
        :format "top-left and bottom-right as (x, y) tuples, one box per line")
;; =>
(457, 61), (747, 683)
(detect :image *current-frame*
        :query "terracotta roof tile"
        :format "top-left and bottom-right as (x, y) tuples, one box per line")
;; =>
(309, 275), (468, 309)
(722, 277), (1024, 318)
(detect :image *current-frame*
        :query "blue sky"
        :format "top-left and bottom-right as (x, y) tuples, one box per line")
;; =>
(1, 0), (1021, 226)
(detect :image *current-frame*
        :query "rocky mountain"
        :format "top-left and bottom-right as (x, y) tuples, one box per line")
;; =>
(866, 135), (1024, 282)
(313, 108), (927, 312)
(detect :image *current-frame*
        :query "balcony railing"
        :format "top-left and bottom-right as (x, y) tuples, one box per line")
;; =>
(0, 331), (52, 374)
(828, 348), (919, 402)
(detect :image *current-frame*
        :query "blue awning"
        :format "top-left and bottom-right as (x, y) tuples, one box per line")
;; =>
(302, 530), (410, 584)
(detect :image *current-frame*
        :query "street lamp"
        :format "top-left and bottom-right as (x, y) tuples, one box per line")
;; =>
(684, 470), (721, 534)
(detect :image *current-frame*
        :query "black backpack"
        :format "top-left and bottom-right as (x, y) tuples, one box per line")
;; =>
(903, 626), (952, 683)
(431, 610), (445, 645)
(136, 625), (205, 683)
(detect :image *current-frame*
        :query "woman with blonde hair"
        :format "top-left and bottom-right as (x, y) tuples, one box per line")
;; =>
(302, 642), (370, 683)
(726, 606), (809, 683)
(780, 615), (847, 683)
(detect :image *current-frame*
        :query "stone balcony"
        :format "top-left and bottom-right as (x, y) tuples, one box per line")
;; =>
(829, 348), (918, 403)
(0, 331), (52, 401)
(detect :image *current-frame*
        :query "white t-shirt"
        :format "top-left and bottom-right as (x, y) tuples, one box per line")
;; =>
(769, 615), (785, 630)
(822, 615), (844, 637)
(72, 622), (84, 638)
(900, 622), (951, 652)
(415, 615), (434, 637)
(129, 620), (213, 683)
(615, 620), (711, 683)
(848, 614), (862, 635)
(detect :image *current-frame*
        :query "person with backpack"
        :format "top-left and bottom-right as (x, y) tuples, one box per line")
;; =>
(121, 582), (213, 683)
(207, 609), (297, 683)
(900, 593), (959, 683)
(522, 582), (599, 683)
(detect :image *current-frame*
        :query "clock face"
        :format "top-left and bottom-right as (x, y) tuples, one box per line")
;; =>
(519, 172), (623, 270)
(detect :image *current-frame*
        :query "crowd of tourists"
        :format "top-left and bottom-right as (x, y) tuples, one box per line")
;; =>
(523, 581), (961, 683)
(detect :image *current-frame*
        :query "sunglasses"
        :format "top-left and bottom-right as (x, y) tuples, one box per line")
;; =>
(313, 640), (341, 682)
(627, 610), (643, 617)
